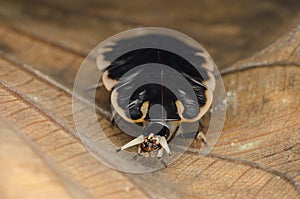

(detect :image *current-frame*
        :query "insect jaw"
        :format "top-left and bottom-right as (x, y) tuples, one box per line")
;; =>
(116, 133), (171, 157)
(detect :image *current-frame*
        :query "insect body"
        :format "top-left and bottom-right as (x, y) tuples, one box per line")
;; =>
(101, 47), (215, 160)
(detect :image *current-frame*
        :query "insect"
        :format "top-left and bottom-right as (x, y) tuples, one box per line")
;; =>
(101, 46), (216, 163)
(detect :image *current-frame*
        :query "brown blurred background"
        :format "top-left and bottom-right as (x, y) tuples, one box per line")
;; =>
(0, 0), (299, 69)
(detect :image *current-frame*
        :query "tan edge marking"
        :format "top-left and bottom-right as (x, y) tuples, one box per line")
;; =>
(175, 89), (213, 122)
(131, 101), (149, 123)
(111, 89), (149, 123)
(102, 70), (118, 92)
(206, 71), (216, 92)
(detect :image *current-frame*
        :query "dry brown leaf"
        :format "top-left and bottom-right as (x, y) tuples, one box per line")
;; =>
(0, 115), (87, 199)
(0, 4), (299, 199)
(0, 0), (299, 67)
(0, 57), (150, 198)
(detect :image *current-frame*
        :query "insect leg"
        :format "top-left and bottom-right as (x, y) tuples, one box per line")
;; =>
(110, 110), (119, 127)
(199, 119), (204, 129)
(156, 149), (167, 167)
(195, 131), (207, 144)
(110, 117), (115, 126)
(132, 146), (143, 160)
(194, 119), (207, 144)
(157, 148), (164, 159)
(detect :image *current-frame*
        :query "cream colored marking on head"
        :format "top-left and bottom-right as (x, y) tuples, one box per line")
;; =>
(148, 133), (155, 139)
(175, 100), (185, 120)
(111, 89), (130, 122)
(131, 101), (149, 123)
(102, 70), (119, 92)
(175, 89), (213, 123)
(206, 71), (216, 92)
(111, 88), (149, 123)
